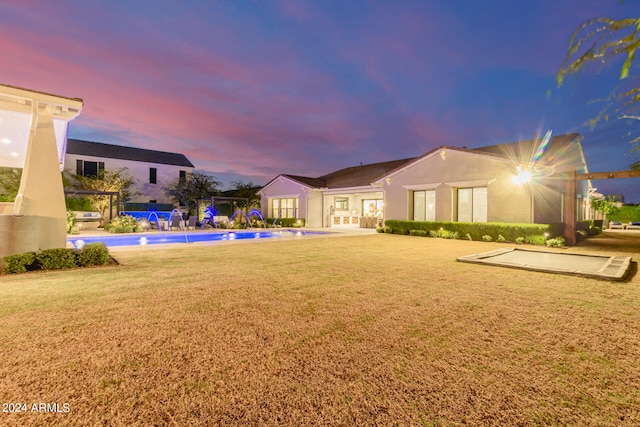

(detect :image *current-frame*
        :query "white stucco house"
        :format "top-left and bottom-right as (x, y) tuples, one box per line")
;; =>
(258, 133), (591, 230)
(64, 139), (195, 205)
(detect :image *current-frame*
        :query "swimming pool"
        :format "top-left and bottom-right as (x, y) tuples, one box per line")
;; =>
(68, 230), (324, 248)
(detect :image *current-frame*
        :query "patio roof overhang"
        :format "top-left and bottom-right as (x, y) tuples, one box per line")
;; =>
(0, 84), (83, 169)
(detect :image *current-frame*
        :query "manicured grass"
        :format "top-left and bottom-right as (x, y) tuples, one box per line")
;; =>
(1, 233), (639, 426)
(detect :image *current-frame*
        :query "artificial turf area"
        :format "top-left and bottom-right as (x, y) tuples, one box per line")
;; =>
(1, 233), (639, 426)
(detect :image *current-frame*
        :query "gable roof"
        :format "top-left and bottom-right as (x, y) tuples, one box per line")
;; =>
(320, 158), (415, 188)
(66, 139), (195, 168)
(472, 133), (582, 165)
(261, 133), (586, 192)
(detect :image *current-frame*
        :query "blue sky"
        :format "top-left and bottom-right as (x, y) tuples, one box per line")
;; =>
(1, 0), (639, 201)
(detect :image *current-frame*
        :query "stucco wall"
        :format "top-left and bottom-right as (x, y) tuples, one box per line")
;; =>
(64, 154), (193, 204)
(383, 149), (533, 223)
(259, 177), (308, 220)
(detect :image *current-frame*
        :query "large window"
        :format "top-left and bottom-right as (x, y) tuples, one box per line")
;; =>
(457, 187), (487, 222)
(150, 167), (157, 184)
(413, 190), (435, 221)
(270, 197), (298, 218)
(76, 160), (104, 177)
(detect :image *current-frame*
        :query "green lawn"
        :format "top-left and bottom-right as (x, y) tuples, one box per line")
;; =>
(1, 233), (639, 426)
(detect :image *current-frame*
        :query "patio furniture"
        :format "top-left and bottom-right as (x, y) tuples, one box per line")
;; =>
(627, 222), (640, 230)
(186, 217), (197, 229)
(170, 215), (184, 230)
(609, 221), (625, 230)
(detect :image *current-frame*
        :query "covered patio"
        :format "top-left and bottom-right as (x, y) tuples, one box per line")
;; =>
(0, 84), (83, 263)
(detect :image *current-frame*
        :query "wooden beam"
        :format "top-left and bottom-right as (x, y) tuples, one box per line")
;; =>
(564, 170), (576, 245)
(576, 170), (640, 180)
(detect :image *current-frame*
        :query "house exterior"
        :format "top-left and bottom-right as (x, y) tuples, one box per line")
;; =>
(258, 133), (591, 229)
(64, 139), (195, 205)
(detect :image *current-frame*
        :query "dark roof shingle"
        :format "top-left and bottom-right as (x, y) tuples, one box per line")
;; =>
(66, 139), (195, 168)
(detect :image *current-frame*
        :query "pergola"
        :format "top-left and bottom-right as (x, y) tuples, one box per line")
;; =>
(0, 84), (83, 262)
(564, 169), (640, 244)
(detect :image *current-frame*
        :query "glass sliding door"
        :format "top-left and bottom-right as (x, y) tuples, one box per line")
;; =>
(413, 190), (435, 221)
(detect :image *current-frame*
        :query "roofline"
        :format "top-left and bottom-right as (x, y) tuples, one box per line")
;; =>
(374, 145), (513, 183)
(0, 83), (84, 107)
(257, 174), (316, 195)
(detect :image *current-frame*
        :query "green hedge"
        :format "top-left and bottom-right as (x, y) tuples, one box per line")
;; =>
(3, 243), (111, 274)
(608, 206), (640, 223)
(265, 218), (306, 228)
(383, 220), (563, 242)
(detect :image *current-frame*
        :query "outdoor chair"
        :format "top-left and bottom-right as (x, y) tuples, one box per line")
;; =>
(627, 222), (640, 230)
(609, 221), (625, 229)
(186, 217), (197, 230)
(170, 215), (184, 230)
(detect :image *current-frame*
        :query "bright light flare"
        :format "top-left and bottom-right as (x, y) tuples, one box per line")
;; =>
(512, 165), (532, 185)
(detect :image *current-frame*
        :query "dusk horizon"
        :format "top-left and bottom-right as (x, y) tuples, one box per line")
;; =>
(2, 0), (639, 201)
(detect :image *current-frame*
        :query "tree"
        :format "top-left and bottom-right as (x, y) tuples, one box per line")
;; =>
(164, 171), (221, 213)
(0, 167), (22, 202)
(591, 196), (619, 221)
(557, 11), (640, 154)
(68, 168), (137, 224)
(228, 180), (261, 210)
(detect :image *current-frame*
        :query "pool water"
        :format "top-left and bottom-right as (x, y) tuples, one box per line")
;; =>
(68, 230), (322, 248)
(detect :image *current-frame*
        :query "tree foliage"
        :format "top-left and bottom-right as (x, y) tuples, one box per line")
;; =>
(557, 12), (640, 151)
(164, 171), (221, 212)
(67, 168), (136, 222)
(0, 167), (22, 202)
(228, 180), (261, 209)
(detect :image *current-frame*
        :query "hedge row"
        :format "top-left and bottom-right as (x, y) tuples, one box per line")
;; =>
(382, 220), (564, 242)
(608, 206), (640, 223)
(3, 243), (111, 274)
(264, 218), (306, 228)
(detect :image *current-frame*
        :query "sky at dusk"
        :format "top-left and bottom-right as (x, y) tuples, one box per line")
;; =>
(2, 0), (639, 201)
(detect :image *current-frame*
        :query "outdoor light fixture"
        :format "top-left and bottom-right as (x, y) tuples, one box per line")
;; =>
(512, 165), (532, 185)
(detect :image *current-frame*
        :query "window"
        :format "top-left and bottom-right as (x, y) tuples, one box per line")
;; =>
(363, 199), (383, 217)
(150, 167), (157, 184)
(413, 190), (435, 221)
(270, 197), (298, 218)
(457, 187), (487, 222)
(76, 160), (104, 177)
(334, 197), (349, 211)
(179, 170), (186, 184)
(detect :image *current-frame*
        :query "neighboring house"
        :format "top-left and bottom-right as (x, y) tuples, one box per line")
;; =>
(258, 133), (591, 228)
(64, 139), (195, 205)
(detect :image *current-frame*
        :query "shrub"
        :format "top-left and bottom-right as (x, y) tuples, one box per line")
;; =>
(465, 233), (472, 241)
(515, 237), (525, 244)
(482, 235), (492, 242)
(104, 215), (142, 233)
(546, 237), (566, 248)
(66, 210), (79, 234)
(265, 218), (305, 228)
(441, 230), (459, 239)
(409, 229), (427, 237)
(3, 252), (37, 274)
(524, 235), (546, 246)
(496, 234), (506, 243)
(77, 243), (110, 267)
(384, 220), (553, 242)
(65, 197), (93, 211)
(36, 248), (77, 270)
